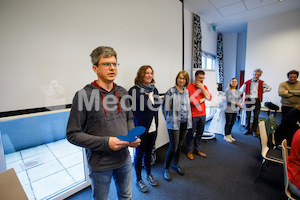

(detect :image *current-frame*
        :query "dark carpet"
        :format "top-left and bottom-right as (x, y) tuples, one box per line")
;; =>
(66, 111), (284, 200)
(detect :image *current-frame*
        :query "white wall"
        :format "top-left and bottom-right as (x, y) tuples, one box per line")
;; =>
(183, 10), (218, 80)
(0, 0), (182, 112)
(236, 33), (247, 84)
(201, 19), (217, 56)
(245, 9), (300, 107)
(223, 33), (238, 89)
(0, 0), (183, 149)
(222, 32), (247, 90)
(184, 9), (193, 80)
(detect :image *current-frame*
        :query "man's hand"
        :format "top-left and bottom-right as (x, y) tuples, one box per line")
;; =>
(199, 97), (206, 104)
(195, 81), (205, 90)
(195, 80), (211, 101)
(109, 137), (129, 151)
(129, 138), (141, 148)
(236, 102), (241, 107)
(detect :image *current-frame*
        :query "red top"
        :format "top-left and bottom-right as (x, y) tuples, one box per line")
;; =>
(187, 82), (212, 117)
(244, 79), (264, 102)
(287, 128), (300, 189)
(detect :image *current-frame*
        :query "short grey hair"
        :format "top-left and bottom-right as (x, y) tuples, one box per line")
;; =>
(90, 46), (117, 66)
(253, 68), (263, 75)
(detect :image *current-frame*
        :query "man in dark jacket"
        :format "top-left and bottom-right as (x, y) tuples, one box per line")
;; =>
(275, 105), (300, 146)
(66, 46), (140, 200)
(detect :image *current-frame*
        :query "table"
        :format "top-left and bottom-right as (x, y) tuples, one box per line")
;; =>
(206, 94), (226, 136)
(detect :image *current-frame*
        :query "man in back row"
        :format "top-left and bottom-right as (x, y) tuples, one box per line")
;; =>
(278, 70), (300, 122)
(240, 68), (272, 136)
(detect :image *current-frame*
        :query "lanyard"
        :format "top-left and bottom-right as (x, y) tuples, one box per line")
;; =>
(91, 81), (121, 116)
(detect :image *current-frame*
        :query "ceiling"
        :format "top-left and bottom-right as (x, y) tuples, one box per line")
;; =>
(183, 0), (300, 33)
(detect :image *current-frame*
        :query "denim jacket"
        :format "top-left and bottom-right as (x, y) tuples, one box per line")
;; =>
(162, 86), (192, 130)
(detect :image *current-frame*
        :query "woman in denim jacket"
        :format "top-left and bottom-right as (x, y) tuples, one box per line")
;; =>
(162, 70), (192, 181)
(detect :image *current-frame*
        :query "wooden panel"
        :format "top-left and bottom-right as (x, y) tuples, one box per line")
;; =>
(0, 168), (28, 200)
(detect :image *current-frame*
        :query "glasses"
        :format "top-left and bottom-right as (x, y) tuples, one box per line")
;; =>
(98, 62), (119, 68)
(196, 76), (205, 80)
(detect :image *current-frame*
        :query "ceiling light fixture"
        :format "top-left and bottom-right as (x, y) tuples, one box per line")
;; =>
(279, 0), (284, 2)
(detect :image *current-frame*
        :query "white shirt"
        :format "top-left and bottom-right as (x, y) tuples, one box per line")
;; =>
(239, 79), (272, 98)
(148, 92), (156, 133)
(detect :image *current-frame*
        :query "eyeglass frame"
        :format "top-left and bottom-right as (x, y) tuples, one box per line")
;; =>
(195, 75), (205, 80)
(97, 62), (120, 68)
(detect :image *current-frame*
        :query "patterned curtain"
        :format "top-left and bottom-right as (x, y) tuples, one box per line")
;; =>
(217, 32), (224, 84)
(193, 14), (202, 68)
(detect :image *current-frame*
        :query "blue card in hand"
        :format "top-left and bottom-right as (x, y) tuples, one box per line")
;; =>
(117, 126), (146, 142)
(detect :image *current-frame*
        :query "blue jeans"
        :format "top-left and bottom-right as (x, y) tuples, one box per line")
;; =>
(186, 116), (206, 153)
(89, 156), (132, 200)
(289, 181), (300, 198)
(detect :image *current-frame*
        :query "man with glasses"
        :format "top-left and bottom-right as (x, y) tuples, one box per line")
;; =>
(186, 70), (212, 160)
(240, 68), (272, 136)
(66, 46), (140, 200)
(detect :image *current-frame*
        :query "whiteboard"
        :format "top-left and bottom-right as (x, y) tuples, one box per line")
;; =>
(192, 69), (219, 107)
(0, 0), (182, 112)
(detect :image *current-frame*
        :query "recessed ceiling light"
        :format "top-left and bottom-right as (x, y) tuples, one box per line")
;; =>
(279, 0), (284, 2)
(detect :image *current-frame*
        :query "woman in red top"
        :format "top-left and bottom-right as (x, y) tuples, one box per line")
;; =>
(287, 128), (300, 197)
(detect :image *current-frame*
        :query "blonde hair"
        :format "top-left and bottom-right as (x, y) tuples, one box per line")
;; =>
(134, 65), (155, 85)
(176, 70), (189, 87)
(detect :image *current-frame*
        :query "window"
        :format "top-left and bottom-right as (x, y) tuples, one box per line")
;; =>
(201, 52), (216, 70)
(0, 110), (90, 200)
(201, 51), (218, 120)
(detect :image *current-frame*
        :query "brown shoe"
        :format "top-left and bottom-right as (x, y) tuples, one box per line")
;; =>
(187, 152), (194, 160)
(194, 150), (207, 158)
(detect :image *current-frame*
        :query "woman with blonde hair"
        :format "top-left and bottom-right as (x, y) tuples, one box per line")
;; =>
(224, 78), (241, 142)
(162, 70), (192, 181)
(128, 65), (160, 193)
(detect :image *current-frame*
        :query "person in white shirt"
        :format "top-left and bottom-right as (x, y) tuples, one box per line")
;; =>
(128, 65), (160, 193)
(240, 68), (272, 136)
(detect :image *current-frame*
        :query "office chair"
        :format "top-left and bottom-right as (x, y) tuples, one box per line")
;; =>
(281, 139), (300, 200)
(255, 121), (283, 182)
